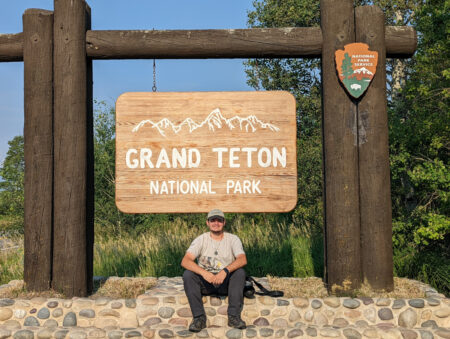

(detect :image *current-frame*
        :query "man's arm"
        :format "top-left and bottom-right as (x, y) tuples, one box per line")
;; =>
(226, 253), (247, 273)
(181, 252), (215, 283)
(211, 254), (247, 285)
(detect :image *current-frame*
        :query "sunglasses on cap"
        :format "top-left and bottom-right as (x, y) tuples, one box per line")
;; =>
(208, 217), (225, 223)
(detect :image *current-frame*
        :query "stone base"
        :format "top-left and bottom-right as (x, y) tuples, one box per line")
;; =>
(2, 323), (450, 339)
(0, 277), (449, 338)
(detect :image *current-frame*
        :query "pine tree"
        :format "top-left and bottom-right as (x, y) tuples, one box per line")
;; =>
(341, 53), (353, 78)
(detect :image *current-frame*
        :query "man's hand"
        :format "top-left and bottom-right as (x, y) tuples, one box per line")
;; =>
(182, 253), (216, 284)
(202, 271), (215, 284)
(211, 270), (227, 286)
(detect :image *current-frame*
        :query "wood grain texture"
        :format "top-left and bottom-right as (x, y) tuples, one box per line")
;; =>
(0, 26), (416, 62)
(85, 5), (94, 296)
(385, 26), (417, 58)
(85, 27), (416, 59)
(0, 33), (23, 61)
(23, 9), (53, 291)
(87, 28), (323, 59)
(52, 0), (92, 297)
(356, 6), (394, 291)
(321, 0), (362, 289)
(116, 92), (297, 213)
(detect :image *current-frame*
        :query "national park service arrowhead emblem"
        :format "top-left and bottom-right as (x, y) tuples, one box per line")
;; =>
(335, 43), (378, 99)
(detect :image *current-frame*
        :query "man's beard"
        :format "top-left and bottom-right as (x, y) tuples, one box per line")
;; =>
(210, 229), (223, 236)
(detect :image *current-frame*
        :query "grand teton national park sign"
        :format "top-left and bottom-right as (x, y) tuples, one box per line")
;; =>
(115, 91), (297, 213)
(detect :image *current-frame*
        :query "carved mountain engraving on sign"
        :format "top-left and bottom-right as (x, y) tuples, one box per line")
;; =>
(115, 91), (297, 213)
(133, 108), (280, 136)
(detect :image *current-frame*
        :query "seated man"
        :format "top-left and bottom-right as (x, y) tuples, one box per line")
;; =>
(181, 209), (247, 332)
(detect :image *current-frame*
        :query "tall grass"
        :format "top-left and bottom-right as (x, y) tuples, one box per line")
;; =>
(394, 247), (450, 296)
(2, 218), (448, 297)
(94, 218), (323, 278)
(1, 218), (322, 285)
(0, 241), (24, 285)
(0, 215), (24, 285)
(94, 221), (200, 277)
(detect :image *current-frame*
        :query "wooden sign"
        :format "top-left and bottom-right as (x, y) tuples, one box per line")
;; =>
(115, 91), (297, 213)
(335, 43), (378, 98)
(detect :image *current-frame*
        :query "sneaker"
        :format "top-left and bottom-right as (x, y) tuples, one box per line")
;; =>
(228, 315), (246, 329)
(189, 315), (207, 332)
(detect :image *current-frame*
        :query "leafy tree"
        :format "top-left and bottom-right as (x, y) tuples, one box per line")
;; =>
(93, 101), (120, 232)
(245, 0), (323, 240)
(388, 0), (449, 294)
(0, 136), (24, 216)
(246, 0), (449, 293)
(93, 101), (163, 235)
(245, 0), (321, 138)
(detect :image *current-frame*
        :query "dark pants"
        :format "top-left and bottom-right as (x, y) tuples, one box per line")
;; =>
(183, 268), (246, 318)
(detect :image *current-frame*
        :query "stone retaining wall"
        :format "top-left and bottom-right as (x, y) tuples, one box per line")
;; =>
(0, 277), (448, 339)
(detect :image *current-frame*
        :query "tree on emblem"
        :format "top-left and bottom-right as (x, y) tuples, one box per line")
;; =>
(341, 53), (353, 78)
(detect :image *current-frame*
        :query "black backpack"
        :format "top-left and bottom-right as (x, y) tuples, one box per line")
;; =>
(244, 276), (284, 298)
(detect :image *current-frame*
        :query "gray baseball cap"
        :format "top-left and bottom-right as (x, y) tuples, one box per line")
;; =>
(207, 209), (225, 219)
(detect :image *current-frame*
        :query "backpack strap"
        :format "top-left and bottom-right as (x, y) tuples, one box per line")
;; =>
(247, 276), (284, 297)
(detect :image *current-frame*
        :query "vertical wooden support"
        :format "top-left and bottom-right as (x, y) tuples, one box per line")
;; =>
(23, 9), (54, 291)
(53, 0), (93, 297)
(321, 0), (361, 289)
(85, 5), (94, 295)
(356, 6), (394, 291)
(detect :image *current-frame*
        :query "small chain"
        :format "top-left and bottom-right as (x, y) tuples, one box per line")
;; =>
(152, 59), (157, 92)
(210, 234), (223, 256)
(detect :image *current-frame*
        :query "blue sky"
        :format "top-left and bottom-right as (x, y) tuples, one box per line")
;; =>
(0, 0), (255, 165)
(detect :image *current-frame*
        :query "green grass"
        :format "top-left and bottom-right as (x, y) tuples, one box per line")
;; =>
(3, 216), (446, 297)
(394, 247), (450, 296)
(0, 215), (23, 236)
(94, 219), (323, 279)
(0, 215), (24, 285)
(2, 218), (323, 285)
(0, 213), (324, 285)
(0, 242), (23, 285)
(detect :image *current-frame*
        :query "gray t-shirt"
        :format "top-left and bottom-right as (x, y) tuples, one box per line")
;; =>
(186, 232), (245, 273)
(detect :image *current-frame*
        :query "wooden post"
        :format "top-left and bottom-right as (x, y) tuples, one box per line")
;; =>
(85, 5), (94, 296)
(52, 0), (93, 297)
(356, 6), (394, 290)
(23, 9), (54, 291)
(321, 0), (362, 289)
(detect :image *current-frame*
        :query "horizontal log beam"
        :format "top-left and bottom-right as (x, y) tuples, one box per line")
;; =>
(0, 33), (23, 61)
(86, 27), (323, 59)
(86, 26), (416, 59)
(0, 26), (416, 62)
(385, 26), (417, 58)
